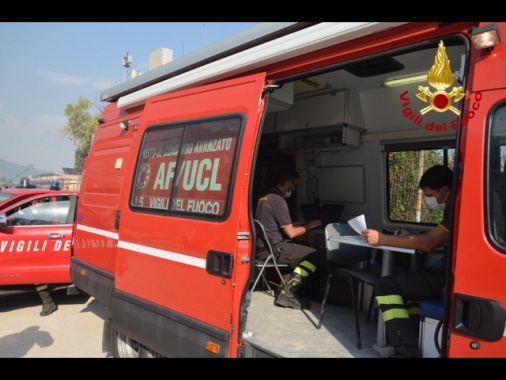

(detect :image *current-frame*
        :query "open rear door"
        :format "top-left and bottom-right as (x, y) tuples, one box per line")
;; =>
(112, 73), (267, 357)
(450, 82), (506, 357)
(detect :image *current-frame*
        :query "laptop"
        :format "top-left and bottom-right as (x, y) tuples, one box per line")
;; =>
(300, 203), (320, 222)
(319, 204), (345, 226)
(300, 203), (345, 228)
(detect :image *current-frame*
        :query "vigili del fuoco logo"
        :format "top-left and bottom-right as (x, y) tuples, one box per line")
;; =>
(417, 40), (465, 116)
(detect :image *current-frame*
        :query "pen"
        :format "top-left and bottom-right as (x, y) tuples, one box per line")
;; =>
(396, 227), (403, 236)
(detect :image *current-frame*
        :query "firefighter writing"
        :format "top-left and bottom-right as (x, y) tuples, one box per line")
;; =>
(154, 158), (222, 191)
(142, 143), (181, 159)
(192, 137), (232, 153)
(74, 238), (115, 249)
(400, 91), (424, 126)
(149, 158), (223, 214)
(135, 135), (234, 215)
(0, 239), (71, 253)
(141, 137), (232, 159)
(399, 91), (481, 132)
(145, 197), (221, 214)
(171, 198), (221, 214)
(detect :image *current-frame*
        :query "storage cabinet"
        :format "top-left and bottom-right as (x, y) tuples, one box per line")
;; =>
(264, 89), (365, 151)
(277, 90), (348, 131)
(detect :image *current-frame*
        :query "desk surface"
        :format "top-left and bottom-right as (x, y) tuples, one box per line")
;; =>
(328, 234), (416, 254)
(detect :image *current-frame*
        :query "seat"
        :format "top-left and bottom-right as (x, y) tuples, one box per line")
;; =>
(251, 219), (290, 295)
(317, 222), (382, 350)
(418, 300), (444, 358)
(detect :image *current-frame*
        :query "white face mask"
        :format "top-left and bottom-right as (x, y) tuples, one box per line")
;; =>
(424, 189), (447, 211)
(284, 189), (292, 199)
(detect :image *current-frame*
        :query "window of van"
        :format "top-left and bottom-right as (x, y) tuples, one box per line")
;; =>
(385, 140), (455, 225)
(487, 103), (506, 250)
(130, 116), (242, 219)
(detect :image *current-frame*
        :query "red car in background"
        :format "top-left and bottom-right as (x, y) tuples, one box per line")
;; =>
(0, 190), (79, 296)
(0, 188), (53, 210)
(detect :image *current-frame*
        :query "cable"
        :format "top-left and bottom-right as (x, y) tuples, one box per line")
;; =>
(434, 319), (443, 356)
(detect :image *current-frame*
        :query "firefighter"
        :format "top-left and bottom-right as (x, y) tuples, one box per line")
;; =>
(255, 166), (325, 310)
(35, 284), (57, 316)
(362, 165), (452, 358)
(6, 198), (59, 316)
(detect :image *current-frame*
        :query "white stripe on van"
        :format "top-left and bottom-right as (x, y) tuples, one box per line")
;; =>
(76, 223), (206, 269)
(76, 223), (119, 239)
(118, 241), (206, 268)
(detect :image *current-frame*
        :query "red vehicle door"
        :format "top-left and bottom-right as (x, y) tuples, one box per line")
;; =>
(112, 73), (267, 357)
(0, 192), (78, 285)
(448, 24), (506, 357)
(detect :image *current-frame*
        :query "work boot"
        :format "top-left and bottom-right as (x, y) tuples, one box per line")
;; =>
(380, 346), (402, 358)
(380, 345), (418, 358)
(275, 291), (302, 309)
(275, 273), (311, 310)
(38, 290), (57, 317)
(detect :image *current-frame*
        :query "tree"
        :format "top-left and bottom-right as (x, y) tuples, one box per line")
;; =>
(388, 149), (454, 224)
(61, 96), (101, 175)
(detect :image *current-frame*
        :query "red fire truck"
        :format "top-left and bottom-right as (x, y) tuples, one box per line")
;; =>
(71, 22), (506, 357)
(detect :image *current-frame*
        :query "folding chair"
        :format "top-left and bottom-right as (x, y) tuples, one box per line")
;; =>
(317, 223), (382, 349)
(251, 219), (290, 295)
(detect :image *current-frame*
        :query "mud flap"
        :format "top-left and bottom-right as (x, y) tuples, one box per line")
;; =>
(102, 318), (113, 354)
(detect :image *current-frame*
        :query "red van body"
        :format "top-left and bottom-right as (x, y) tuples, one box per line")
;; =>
(71, 22), (506, 358)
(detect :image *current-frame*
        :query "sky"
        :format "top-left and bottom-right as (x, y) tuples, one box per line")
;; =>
(0, 22), (258, 173)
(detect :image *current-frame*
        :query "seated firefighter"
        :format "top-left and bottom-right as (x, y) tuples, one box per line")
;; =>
(255, 166), (325, 310)
(7, 198), (51, 226)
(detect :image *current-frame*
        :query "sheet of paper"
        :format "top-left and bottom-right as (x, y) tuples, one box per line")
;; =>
(347, 214), (367, 235)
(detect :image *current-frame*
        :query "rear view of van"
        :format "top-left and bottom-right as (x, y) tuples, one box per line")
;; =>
(71, 105), (141, 304)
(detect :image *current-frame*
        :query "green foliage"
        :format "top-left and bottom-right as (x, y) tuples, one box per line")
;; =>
(388, 149), (454, 224)
(61, 97), (101, 175)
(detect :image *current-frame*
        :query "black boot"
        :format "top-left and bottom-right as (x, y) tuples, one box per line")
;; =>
(275, 273), (311, 310)
(38, 290), (57, 316)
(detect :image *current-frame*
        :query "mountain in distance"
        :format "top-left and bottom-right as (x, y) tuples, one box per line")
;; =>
(0, 158), (48, 186)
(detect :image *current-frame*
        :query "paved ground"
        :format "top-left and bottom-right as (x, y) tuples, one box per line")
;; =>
(0, 284), (381, 359)
(0, 287), (110, 358)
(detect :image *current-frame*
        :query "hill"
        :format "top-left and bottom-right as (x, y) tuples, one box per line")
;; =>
(0, 158), (48, 187)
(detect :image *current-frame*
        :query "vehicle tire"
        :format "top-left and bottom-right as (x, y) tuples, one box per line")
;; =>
(111, 328), (163, 358)
(111, 329), (141, 358)
(139, 346), (164, 358)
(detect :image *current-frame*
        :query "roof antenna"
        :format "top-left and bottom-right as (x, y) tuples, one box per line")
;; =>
(122, 52), (132, 82)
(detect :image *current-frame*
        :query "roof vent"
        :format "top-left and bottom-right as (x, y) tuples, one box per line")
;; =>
(149, 48), (174, 71)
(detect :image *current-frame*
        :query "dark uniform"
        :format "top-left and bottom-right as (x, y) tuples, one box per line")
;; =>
(16, 199), (58, 316)
(375, 209), (448, 357)
(255, 187), (324, 309)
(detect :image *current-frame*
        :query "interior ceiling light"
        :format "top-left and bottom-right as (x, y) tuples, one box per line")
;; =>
(382, 74), (428, 87)
(295, 77), (328, 95)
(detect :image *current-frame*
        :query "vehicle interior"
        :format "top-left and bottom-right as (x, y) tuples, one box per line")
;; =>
(254, 36), (465, 227)
(244, 33), (467, 358)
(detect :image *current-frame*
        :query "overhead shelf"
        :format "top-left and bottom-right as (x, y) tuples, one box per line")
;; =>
(278, 124), (365, 151)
